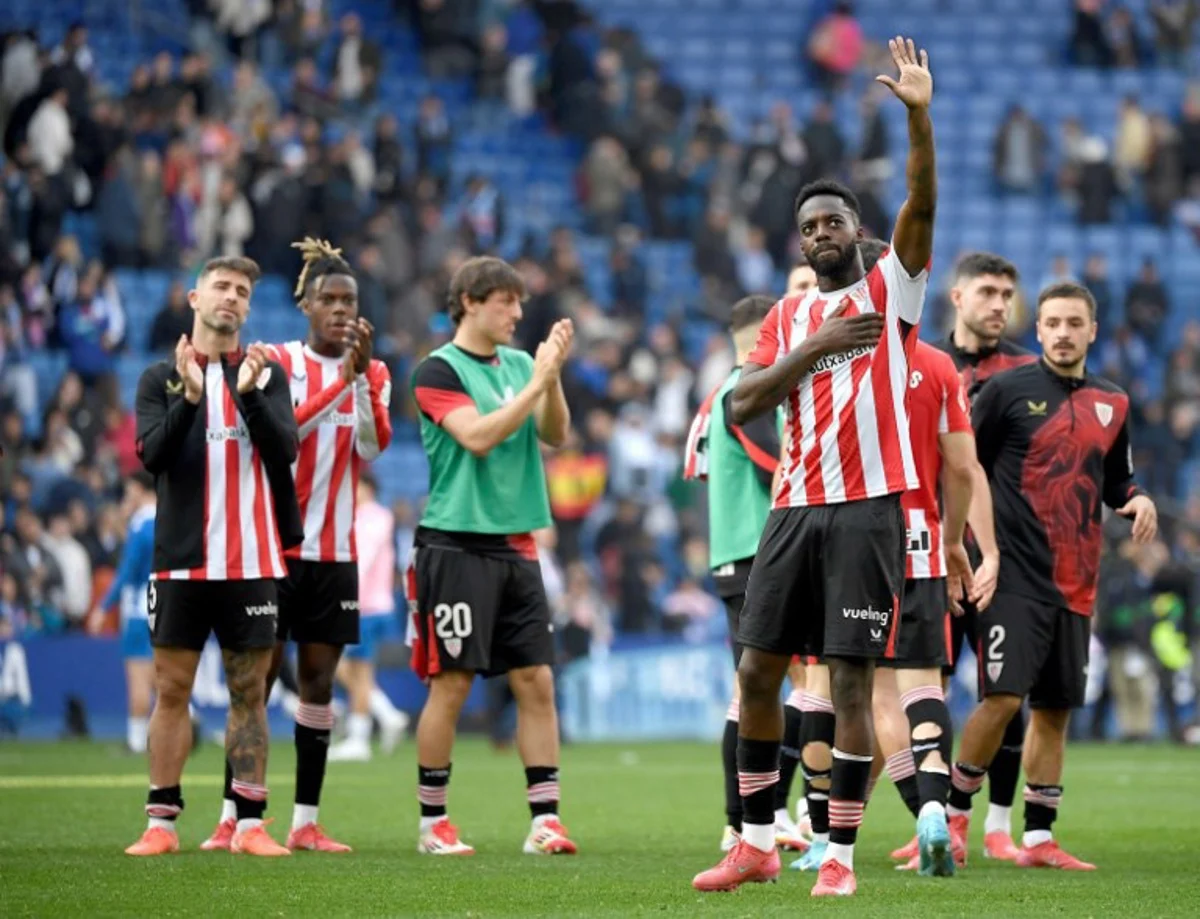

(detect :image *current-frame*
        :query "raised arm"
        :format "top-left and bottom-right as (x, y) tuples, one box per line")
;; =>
(876, 36), (936, 277)
(135, 351), (200, 475)
(534, 320), (573, 447)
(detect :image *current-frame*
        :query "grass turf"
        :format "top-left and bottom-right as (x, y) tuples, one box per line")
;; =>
(0, 739), (1197, 917)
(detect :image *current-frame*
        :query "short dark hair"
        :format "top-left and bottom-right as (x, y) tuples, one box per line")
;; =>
(358, 468), (377, 495)
(447, 256), (526, 325)
(730, 295), (775, 333)
(794, 179), (861, 221)
(199, 256), (262, 286)
(859, 238), (889, 272)
(1037, 281), (1097, 320)
(953, 251), (1018, 284)
(129, 470), (154, 492)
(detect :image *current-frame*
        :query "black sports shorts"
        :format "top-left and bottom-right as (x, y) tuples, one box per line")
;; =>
(977, 591), (1090, 710)
(714, 558), (754, 668)
(149, 578), (278, 652)
(276, 559), (361, 645)
(738, 494), (905, 661)
(877, 577), (950, 669)
(409, 546), (554, 678)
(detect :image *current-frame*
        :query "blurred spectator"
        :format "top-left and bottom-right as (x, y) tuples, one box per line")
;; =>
(808, 2), (863, 91)
(458, 174), (504, 253)
(1151, 1), (1198, 66)
(333, 13), (381, 106)
(1108, 5), (1150, 67)
(27, 86), (72, 178)
(1081, 253), (1115, 325)
(149, 280), (192, 353)
(1125, 257), (1169, 343)
(735, 226), (775, 294)
(1070, 0), (1114, 66)
(1076, 136), (1119, 224)
(559, 560), (612, 661)
(582, 136), (633, 236)
(196, 173), (253, 258)
(43, 511), (90, 622)
(57, 264), (123, 385)
(1146, 114), (1183, 224)
(415, 94), (452, 192)
(1115, 95), (1152, 190)
(476, 23), (510, 102)
(993, 105), (1048, 194)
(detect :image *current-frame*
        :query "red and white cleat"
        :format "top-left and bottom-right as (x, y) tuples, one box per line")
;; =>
(287, 823), (353, 853)
(418, 818), (475, 855)
(895, 853), (921, 872)
(1015, 840), (1096, 871)
(523, 818), (578, 855)
(891, 835), (919, 861)
(811, 859), (857, 896)
(199, 818), (236, 851)
(231, 820), (291, 857)
(984, 830), (1021, 861)
(692, 841), (781, 892)
(948, 813), (970, 867)
(125, 827), (179, 856)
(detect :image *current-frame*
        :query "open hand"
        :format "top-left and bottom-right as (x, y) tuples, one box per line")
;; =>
(237, 343), (270, 394)
(547, 318), (574, 370)
(175, 335), (203, 404)
(809, 298), (885, 357)
(1117, 494), (1158, 544)
(876, 37), (933, 110)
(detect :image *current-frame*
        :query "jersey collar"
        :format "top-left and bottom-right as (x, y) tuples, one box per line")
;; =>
(1038, 356), (1087, 391)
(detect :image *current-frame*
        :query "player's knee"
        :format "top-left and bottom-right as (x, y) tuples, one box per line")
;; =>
(1031, 707), (1070, 735)
(510, 665), (554, 708)
(736, 657), (777, 703)
(984, 692), (1023, 721)
(829, 662), (871, 715)
(429, 671), (475, 709)
(154, 667), (193, 708)
(912, 720), (942, 740)
(226, 671), (268, 710)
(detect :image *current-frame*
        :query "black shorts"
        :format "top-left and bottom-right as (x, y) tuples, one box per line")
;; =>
(977, 591), (1091, 710)
(738, 495), (905, 661)
(148, 578), (278, 652)
(878, 578), (950, 669)
(943, 600), (980, 675)
(276, 559), (360, 645)
(410, 546), (554, 678)
(714, 558), (754, 669)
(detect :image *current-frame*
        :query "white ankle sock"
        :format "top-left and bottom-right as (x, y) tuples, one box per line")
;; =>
(946, 803), (971, 818)
(1023, 829), (1052, 848)
(236, 818), (263, 833)
(127, 717), (148, 753)
(532, 813), (557, 830)
(919, 801), (946, 821)
(419, 815), (443, 833)
(369, 687), (401, 722)
(147, 817), (176, 832)
(823, 841), (854, 870)
(293, 803), (318, 830)
(742, 822), (775, 853)
(774, 807), (791, 826)
(347, 713), (372, 744)
(221, 798), (237, 823)
(985, 804), (1012, 835)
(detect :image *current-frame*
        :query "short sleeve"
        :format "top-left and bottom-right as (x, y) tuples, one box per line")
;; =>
(938, 356), (973, 436)
(746, 301), (783, 367)
(412, 357), (474, 425)
(867, 244), (929, 327)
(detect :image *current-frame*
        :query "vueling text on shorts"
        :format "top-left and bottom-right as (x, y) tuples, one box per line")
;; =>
(245, 603), (278, 617)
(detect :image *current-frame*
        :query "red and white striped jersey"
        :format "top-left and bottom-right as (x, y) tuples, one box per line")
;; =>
(154, 361), (288, 581)
(902, 342), (972, 579)
(747, 246), (929, 508)
(267, 341), (393, 563)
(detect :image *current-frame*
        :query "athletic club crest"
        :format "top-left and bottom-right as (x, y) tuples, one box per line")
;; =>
(444, 638), (463, 659)
(1094, 402), (1113, 427)
(987, 662), (1004, 682)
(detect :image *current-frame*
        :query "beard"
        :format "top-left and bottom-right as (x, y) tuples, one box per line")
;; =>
(964, 315), (1003, 346)
(201, 311), (242, 335)
(811, 242), (859, 279)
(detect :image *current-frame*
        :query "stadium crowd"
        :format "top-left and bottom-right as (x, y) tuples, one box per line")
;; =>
(0, 0), (1197, 741)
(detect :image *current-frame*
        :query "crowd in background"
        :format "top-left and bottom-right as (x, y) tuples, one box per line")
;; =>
(0, 0), (1196, 740)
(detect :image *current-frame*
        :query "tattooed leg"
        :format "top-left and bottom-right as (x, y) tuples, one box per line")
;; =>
(223, 648), (274, 785)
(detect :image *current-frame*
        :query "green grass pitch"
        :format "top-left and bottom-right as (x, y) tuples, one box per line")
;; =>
(1, 739), (1197, 917)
